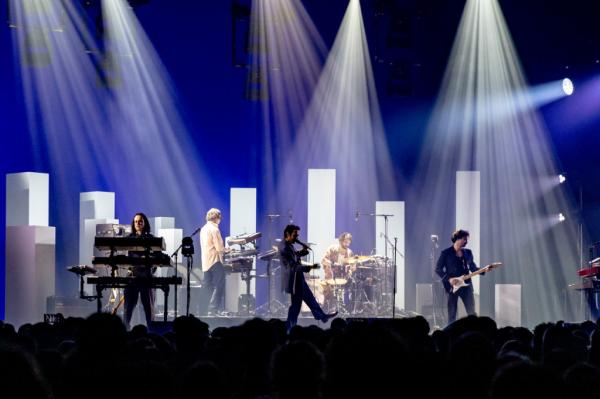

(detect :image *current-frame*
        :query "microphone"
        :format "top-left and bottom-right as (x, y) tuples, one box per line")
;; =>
(295, 238), (313, 251)
(355, 210), (359, 221)
(430, 234), (438, 241)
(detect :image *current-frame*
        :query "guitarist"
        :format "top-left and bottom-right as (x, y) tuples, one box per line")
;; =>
(435, 229), (483, 324)
(279, 224), (338, 330)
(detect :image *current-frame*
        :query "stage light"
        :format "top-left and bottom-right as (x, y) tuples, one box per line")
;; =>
(558, 213), (566, 222)
(558, 174), (566, 184)
(562, 78), (574, 95)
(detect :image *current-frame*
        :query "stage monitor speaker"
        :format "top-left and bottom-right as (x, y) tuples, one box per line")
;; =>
(46, 296), (97, 319)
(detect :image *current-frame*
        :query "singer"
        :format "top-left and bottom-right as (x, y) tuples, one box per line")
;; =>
(278, 224), (337, 330)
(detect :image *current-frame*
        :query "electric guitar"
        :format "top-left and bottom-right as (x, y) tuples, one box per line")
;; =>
(447, 262), (503, 293)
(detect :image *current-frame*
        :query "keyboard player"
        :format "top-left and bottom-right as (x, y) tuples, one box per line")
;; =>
(123, 212), (156, 329)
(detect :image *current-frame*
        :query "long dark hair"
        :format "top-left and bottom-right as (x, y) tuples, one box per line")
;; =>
(131, 212), (151, 235)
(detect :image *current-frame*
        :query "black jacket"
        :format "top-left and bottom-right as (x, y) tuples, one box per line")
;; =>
(279, 240), (311, 294)
(435, 246), (480, 292)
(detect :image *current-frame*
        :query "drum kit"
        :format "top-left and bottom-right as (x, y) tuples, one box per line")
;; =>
(317, 254), (393, 317)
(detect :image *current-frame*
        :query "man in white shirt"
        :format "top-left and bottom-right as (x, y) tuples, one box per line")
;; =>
(200, 208), (229, 316)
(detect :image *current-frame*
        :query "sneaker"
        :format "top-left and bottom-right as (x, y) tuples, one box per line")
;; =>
(321, 311), (338, 323)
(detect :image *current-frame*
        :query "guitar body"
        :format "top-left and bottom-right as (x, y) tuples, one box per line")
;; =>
(444, 262), (503, 294)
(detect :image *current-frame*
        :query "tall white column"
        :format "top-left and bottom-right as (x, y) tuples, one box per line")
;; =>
(456, 171), (481, 317)
(375, 201), (405, 312)
(227, 188), (257, 313)
(456, 171), (481, 293)
(307, 169), (336, 278)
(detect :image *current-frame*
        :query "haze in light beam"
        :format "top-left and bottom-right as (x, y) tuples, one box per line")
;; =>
(411, 0), (581, 326)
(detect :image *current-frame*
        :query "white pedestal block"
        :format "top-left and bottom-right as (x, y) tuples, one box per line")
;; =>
(79, 192), (115, 265)
(5, 226), (55, 327)
(6, 172), (49, 227)
(495, 284), (521, 327)
(150, 217), (175, 235)
(416, 283), (433, 315)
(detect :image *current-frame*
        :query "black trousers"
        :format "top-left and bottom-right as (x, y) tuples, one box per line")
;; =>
(124, 283), (154, 329)
(447, 284), (475, 324)
(286, 278), (327, 330)
(204, 262), (226, 312)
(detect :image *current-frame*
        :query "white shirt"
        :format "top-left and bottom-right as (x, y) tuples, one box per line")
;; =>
(200, 221), (225, 271)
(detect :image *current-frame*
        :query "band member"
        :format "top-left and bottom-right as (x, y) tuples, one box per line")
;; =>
(200, 208), (230, 316)
(321, 232), (354, 280)
(321, 233), (354, 309)
(435, 229), (484, 324)
(279, 224), (338, 330)
(124, 212), (155, 330)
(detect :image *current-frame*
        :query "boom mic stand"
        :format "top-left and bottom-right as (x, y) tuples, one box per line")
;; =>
(357, 211), (395, 316)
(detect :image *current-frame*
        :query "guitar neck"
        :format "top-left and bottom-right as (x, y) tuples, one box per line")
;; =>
(464, 266), (489, 279)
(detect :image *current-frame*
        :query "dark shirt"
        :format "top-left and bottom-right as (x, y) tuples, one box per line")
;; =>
(278, 240), (310, 294)
(435, 246), (480, 292)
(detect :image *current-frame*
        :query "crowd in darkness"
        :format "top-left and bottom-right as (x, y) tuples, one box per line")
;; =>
(2, 313), (600, 399)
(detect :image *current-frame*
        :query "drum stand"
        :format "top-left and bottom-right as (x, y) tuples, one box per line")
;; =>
(348, 276), (378, 316)
(254, 258), (287, 317)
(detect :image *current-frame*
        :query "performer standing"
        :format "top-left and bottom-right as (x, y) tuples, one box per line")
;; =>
(279, 224), (337, 330)
(435, 229), (484, 324)
(321, 232), (354, 309)
(200, 208), (229, 316)
(124, 212), (155, 329)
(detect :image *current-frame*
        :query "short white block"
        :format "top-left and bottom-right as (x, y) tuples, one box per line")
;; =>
(5, 226), (55, 327)
(495, 284), (521, 327)
(150, 217), (175, 235)
(6, 172), (49, 226)
(416, 283), (433, 315)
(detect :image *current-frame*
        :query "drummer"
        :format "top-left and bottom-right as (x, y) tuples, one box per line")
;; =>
(321, 232), (354, 281)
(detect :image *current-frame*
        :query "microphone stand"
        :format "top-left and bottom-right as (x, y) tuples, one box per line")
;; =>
(172, 227), (202, 317)
(170, 244), (181, 319)
(361, 212), (395, 316)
